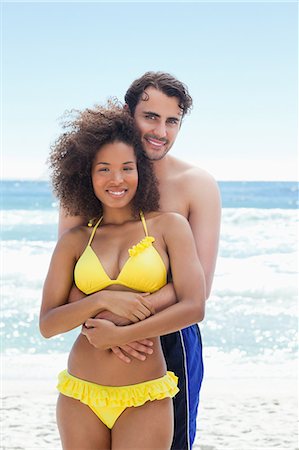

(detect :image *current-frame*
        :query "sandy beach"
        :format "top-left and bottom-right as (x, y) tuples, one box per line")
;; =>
(1, 354), (297, 450)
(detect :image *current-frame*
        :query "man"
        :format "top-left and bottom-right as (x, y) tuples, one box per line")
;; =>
(59, 72), (221, 449)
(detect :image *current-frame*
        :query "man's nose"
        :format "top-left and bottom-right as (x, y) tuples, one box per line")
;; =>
(153, 121), (167, 138)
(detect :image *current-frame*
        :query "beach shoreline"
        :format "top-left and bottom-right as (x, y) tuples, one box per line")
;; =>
(1, 354), (297, 450)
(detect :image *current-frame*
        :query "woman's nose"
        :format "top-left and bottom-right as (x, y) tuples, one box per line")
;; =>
(111, 171), (123, 183)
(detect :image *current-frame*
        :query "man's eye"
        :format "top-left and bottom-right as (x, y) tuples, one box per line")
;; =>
(168, 119), (179, 125)
(145, 114), (156, 120)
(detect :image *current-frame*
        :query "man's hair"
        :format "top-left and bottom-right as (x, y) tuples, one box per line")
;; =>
(49, 102), (159, 219)
(124, 71), (193, 117)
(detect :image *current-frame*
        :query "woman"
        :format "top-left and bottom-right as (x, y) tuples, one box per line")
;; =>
(40, 104), (205, 450)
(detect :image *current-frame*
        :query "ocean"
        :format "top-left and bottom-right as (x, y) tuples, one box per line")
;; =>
(1, 180), (298, 378)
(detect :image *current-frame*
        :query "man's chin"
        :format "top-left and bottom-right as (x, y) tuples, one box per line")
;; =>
(144, 147), (170, 161)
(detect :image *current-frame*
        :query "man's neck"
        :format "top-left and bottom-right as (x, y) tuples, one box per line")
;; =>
(152, 154), (174, 178)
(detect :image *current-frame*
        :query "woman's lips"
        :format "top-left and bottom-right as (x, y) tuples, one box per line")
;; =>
(107, 189), (126, 198)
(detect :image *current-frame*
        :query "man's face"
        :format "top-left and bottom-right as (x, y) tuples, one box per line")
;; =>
(133, 87), (183, 161)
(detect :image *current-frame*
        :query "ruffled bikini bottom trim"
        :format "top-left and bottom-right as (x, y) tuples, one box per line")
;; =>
(57, 370), (179, 408)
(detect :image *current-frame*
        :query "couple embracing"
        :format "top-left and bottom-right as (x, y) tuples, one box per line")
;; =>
(40, 71), (221, 450)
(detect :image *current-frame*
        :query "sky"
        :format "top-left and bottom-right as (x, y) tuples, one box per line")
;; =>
(1, 1), (298, 181)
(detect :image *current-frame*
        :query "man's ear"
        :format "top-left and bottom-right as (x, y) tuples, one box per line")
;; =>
(123, 103), (134, 117)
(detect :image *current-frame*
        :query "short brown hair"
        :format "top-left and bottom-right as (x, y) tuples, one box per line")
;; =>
(124, 71), (193, 117)
(49, 102), (159, 219)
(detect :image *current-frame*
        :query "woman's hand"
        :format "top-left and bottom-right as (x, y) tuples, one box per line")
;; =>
(100, 291), (154, 323)
(94, 310), (131, 326)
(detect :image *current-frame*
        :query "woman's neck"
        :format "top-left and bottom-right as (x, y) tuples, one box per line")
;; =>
(101, 206), (135, 226)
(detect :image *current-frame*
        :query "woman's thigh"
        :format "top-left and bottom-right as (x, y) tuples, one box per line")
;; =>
(56, 394), (110, 450)
(112, 398), (173, 450)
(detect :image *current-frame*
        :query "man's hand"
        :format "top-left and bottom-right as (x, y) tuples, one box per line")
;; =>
(82, 318), (117, 349)
(110, 340), (154, 364)
(93, 305), (155, 363)
(82, 315), (154, 362)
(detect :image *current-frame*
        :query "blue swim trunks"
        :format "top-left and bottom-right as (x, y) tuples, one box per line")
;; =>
(161, 324), (203, 450)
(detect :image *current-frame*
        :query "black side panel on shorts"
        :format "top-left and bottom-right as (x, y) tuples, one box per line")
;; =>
(161, 331), (189, 450)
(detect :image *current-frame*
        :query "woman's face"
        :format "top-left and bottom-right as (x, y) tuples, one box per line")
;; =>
(91, 141), (138, 210)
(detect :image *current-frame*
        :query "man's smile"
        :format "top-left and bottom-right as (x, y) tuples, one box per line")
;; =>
(144, 136), (168, 148)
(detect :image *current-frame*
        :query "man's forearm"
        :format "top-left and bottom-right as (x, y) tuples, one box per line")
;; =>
(116, 298), (204, 346)
(149, 283), (177, 312)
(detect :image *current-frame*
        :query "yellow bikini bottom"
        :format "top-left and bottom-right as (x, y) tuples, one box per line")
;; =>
(57, 370), (179, 429)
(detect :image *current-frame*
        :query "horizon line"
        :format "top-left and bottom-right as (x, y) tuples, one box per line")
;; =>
(1, 178), (298, 183)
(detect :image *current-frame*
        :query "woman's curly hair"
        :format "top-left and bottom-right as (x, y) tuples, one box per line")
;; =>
(49, 102), (160, 219)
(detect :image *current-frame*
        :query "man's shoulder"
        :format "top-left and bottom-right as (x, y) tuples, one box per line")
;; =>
(58, 224), (89, 247)
(148, 210), (189, 229)
(169, 156), (218, 188)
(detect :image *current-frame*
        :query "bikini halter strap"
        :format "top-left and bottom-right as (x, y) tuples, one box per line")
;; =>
(88, 213), (147, 245)
(88, 216), (103, 246)
(139, 211), (148, 236)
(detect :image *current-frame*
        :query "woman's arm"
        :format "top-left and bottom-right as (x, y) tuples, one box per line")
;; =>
(97, 282), (177, 326)
(39, 231), (105, 338)
(82, 213), (206, 349)
(39, 231), (153, 338)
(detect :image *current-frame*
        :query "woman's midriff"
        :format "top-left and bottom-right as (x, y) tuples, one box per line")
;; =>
(67, 333), (167, 386)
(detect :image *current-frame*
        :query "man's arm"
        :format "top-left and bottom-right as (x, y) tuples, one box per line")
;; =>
(187, 169), (221, 298)
(146, 283), (177, 312)
(58, 206), (87, 238)
(122, 169), (221, 311)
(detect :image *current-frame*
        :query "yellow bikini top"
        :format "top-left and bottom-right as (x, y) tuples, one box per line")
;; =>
(74, 212), (167, 295)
